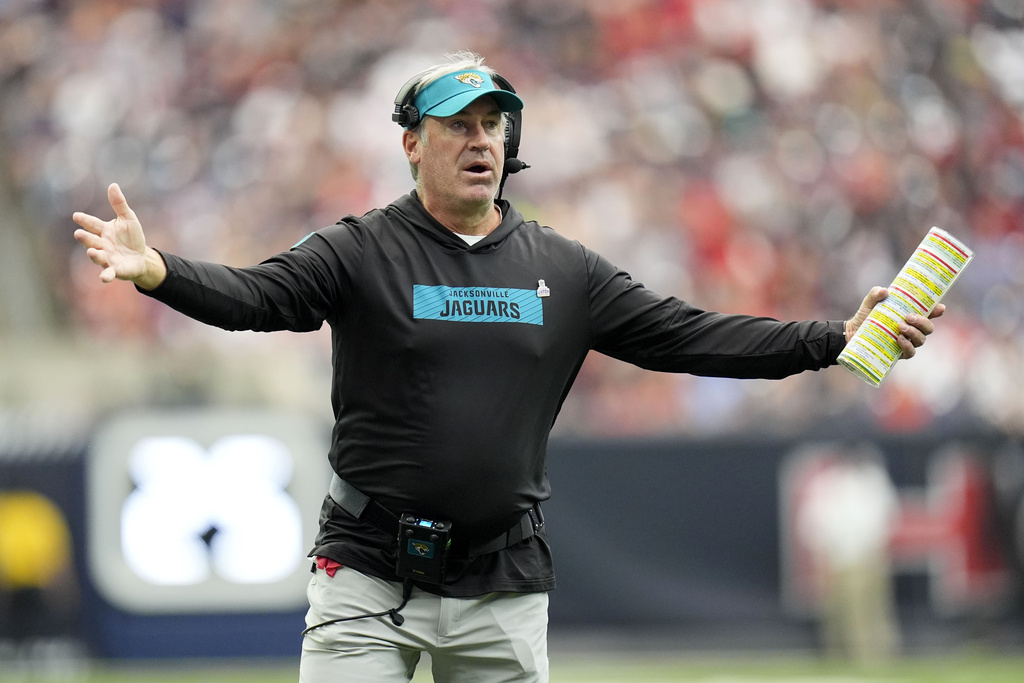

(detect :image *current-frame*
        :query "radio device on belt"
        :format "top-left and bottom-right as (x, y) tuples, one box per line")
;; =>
(396, 514), (451, 583)
(327, 473), (543, 586)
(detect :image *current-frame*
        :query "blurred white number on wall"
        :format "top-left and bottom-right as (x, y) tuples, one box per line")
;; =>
(121, 434), (303, 586)
(87, 410), (329, 614)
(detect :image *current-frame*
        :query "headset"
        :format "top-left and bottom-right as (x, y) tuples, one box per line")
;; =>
(392, 70), (530, 200)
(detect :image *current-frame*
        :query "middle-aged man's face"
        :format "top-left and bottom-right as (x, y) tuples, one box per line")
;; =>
(407, 96), (506, 214)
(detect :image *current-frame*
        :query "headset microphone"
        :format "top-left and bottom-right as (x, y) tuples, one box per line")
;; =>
(503, 158), (530, 174)
(494, 74), (527, 199)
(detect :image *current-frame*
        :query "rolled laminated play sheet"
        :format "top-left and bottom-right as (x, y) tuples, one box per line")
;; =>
(837, 227), (973, 387)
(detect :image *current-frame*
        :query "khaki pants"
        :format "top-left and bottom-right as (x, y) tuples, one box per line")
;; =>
(820, 558), (900, 664)
(300, 566), (549, 682)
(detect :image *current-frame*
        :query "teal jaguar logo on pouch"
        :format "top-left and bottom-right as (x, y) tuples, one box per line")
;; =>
(408, 540), (434, 558)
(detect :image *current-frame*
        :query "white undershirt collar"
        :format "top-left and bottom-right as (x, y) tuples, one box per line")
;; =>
(452, 204), (502, 246)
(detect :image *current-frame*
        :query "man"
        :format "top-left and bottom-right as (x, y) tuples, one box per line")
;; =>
(72, 52), (943, 682)
(798, 446), (901, 664)
(0, 488), (80, 674)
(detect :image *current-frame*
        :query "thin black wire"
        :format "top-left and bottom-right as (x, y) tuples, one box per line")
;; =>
(301, 578), (414, 636)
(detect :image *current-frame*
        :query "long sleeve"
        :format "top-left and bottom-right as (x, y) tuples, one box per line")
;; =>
(138, 224), (363, 333)
(585, 247), (846, 379)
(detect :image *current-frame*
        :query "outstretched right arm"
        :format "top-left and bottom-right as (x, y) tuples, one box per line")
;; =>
(72, 183), (167, 290)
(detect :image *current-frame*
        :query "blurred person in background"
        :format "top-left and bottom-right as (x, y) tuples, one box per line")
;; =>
(0, 486), (82, 679)
(72, 52), (943, 683)
(798, 446), (901, 665)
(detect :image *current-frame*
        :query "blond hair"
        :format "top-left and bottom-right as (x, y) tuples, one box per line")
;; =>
(411, 51), (496, 105)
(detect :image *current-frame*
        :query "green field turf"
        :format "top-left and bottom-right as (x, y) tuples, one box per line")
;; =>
(18, 652), (1021, 683)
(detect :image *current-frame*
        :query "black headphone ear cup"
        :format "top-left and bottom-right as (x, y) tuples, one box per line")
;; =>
(402, 104), (420, 129)
(504, 110), (522, 161)
(392, 71), (428, 128)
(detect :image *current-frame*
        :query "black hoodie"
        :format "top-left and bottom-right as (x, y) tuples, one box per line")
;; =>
(143, 191), (846, 596)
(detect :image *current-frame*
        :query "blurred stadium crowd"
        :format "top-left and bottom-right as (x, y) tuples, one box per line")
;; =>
(1, 0), (1023, 437)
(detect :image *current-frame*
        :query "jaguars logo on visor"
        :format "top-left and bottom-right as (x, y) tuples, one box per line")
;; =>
(453, 72), (485, 88)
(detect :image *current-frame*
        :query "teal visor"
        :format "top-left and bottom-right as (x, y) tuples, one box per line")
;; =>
(412, 70), (523, 125)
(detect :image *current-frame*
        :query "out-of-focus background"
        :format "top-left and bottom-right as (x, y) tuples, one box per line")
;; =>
(1, 0), (1023, 680)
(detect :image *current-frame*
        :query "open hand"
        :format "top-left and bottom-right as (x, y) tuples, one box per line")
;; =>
(73, 183), (160, 287)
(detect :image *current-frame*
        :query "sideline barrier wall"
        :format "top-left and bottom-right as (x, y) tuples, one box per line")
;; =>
(1, 412), (1020, 658)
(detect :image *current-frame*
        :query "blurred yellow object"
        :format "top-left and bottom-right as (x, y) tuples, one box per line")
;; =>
(0, 490), (72, 589)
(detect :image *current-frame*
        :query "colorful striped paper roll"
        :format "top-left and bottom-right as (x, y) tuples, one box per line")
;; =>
(837, 227), (974, 387)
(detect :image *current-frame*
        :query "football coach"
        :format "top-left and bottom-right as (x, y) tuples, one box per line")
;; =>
(73, 51), (943, 682)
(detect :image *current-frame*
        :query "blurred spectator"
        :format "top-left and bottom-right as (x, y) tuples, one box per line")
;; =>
(1, 0), (1022, 436)
(797, 445), (901, 665)
(0, 486), (84, 679)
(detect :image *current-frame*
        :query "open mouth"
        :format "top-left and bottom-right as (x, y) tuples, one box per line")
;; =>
(463, 163), (492, 176)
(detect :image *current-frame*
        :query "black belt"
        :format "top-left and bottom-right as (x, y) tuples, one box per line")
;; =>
(328, 473), (543, 558)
